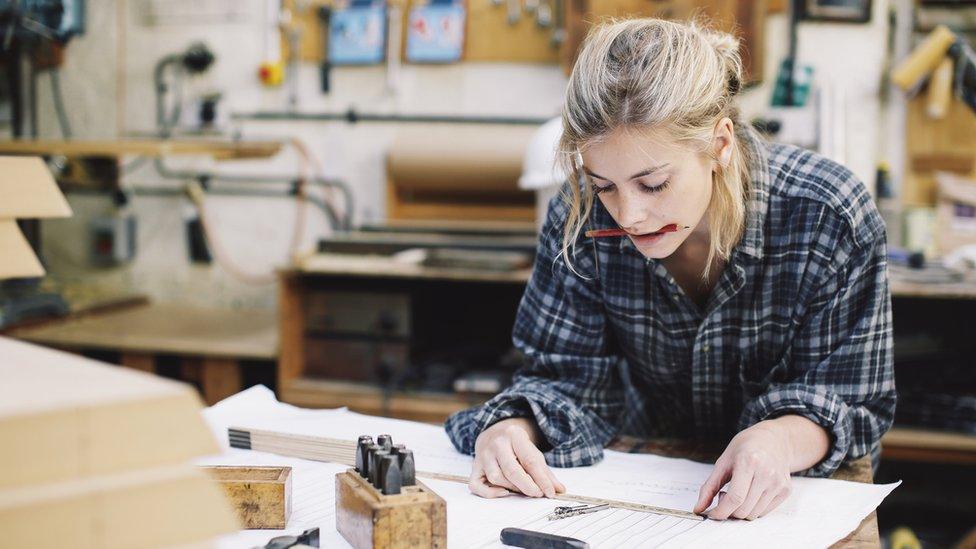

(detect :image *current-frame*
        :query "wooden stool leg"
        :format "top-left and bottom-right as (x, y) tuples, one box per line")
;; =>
(198, 358), (243, 405)
(120, 353), (155, 374)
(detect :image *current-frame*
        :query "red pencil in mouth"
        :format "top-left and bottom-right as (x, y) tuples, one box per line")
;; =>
(585, 224), (689, 238)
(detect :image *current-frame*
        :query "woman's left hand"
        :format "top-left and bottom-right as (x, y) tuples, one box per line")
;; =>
(693, 421), (793, 521)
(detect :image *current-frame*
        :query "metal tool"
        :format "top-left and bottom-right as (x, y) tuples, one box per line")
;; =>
(370, 449), (390, 488)
(355, 435), (373, 478)
(397, 448), (416, 486)
(365, 443), (382, 485)
(500, 527), (589, 549)
(256, 527), (320, 549)
(547, 503), (610, 521)
(377, 434), (393, 451)
(379, 454), (402, 495)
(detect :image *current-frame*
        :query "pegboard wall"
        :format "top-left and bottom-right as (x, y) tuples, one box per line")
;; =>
(280, 0), (767, 82)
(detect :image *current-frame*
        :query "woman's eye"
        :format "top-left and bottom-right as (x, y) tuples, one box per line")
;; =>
(640, 180), (670, 194)
(592, 183), (615, 195)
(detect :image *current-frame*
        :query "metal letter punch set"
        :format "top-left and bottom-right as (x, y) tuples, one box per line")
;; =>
(335, 434), (447, 549)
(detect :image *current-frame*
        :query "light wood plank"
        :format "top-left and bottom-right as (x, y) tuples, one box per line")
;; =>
(10, 304), (277, 360)
(0, 139), (283, 160)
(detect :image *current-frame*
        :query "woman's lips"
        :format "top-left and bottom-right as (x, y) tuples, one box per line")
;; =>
(585, 223), (682, 238)
(629, 231), (667, 247)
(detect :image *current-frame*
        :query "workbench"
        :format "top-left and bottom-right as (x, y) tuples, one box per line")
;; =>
(279, 254), (976, 465)
(9, 302), (278, 405)
(278, 253), (529, 422)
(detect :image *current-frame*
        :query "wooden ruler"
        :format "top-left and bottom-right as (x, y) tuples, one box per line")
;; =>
(228, 427), (704, 522)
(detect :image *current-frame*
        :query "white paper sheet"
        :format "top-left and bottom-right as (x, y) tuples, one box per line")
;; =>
(202, 386), (898, 548)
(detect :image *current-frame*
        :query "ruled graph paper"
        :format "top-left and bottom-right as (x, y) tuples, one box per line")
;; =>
(471, 507), (707, 548)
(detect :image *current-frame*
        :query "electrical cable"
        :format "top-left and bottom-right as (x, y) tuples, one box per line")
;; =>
(182, 138), (315, 286)
(29, 61), (38, 138)
(49, 69), (73, 138)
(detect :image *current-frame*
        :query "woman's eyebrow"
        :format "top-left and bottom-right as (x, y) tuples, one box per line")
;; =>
(583, 164), (670, 182)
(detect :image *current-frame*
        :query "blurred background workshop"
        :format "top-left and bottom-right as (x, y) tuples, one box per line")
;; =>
(1, 0), (975, 547)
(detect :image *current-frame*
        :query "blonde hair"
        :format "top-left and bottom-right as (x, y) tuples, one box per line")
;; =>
(558, 18), (756, 279)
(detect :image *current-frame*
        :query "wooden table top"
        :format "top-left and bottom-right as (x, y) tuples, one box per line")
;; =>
(9, 303), (278, 360)
(0, 139), (283, 160)
(607, 437), (879, 548)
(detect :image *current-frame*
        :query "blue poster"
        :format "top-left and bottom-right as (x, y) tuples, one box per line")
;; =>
(330, 2), (388, 65)
(406, 3), (465, 63)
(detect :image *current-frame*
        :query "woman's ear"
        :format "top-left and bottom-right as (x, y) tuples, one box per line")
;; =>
(712, 117), (734, 168)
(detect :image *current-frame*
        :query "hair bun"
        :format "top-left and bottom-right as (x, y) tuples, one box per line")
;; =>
(702, 29), (742, 96)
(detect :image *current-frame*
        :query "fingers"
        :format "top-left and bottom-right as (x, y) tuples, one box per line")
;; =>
(751, 480), (791, 520)
(707, 466), (754, 521)
(494, 439), (544, 497)
(548, 468), (567, 494)
(482, 456), (518, 492)
(695, 459), (731, 514)
(731, 473), (766, 519)
(512, 434), (557, 498)
(745, 488), (778, 521)
(468, 460), (511, 498)
(470, 418), (557, 499)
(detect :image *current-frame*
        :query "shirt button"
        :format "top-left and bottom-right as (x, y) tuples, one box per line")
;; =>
(703, 344), (711, 352)
(673, 295), (679, 301)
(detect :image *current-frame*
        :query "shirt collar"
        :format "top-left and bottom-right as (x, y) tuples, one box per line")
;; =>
(737, 128), (769, 260)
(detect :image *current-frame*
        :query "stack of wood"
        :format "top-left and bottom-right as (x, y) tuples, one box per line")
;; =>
(0, 337), (238, 548)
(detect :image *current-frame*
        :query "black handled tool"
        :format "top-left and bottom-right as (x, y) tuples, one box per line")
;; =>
(257, 527), (320, 549)
(500, 528), (589, 549)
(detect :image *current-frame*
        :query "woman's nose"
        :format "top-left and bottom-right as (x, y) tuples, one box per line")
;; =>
(615, 193), (647, 231)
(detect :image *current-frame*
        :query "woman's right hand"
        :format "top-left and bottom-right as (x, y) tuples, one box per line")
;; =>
(469, 417), (566, 499)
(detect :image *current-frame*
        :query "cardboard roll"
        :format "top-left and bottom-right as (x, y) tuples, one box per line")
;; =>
(387, 125), (538, 194)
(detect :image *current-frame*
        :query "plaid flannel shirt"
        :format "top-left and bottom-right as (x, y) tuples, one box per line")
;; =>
(445, 132), (896, 477)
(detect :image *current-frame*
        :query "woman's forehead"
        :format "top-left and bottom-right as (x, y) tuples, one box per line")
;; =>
(581, 127), (690, 172)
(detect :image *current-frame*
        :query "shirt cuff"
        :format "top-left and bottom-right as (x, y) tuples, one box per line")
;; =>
(444, 386), (609, 468)
(738, 383), (853, 477)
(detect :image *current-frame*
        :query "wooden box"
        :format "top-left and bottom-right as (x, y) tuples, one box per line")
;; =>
(203, 466), (292, 529)
(335, 469), (446, 549)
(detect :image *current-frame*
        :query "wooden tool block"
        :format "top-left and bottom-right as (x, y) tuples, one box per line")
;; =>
(335, 469), (446, 549)
(202, 466), (292, 529)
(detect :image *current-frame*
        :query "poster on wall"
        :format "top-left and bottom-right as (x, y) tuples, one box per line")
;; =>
(406, 1), (466, 63)
(329, 0), (388, 65)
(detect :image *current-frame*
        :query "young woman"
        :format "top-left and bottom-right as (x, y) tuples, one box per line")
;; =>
(445, 18), (895, 521)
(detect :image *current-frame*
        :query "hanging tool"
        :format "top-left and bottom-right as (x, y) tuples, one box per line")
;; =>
(317, 6), (332, 93)
(891, 24), (976, 116)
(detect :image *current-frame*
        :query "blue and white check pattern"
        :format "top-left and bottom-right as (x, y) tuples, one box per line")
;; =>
(445, 132), (896, 477)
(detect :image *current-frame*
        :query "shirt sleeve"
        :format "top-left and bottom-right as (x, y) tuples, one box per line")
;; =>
(444, 195), (625, 467)
(738, 226), (896, 477)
